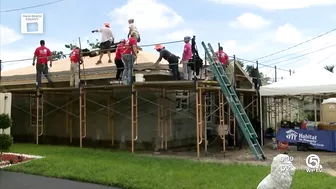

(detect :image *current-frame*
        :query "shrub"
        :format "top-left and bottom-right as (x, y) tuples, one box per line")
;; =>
(0, 114), (13, 161)
(0, 113), (12, 130)
(0, 134), (13, 152)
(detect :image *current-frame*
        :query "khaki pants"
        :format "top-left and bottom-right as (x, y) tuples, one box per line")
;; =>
(181, 60), (192, 80)
(70, 62), (79, 87)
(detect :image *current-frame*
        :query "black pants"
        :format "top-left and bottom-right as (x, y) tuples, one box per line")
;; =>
(188, 59), (202, 76)
(168, 56), (181, 80)
(36, 63), (53, 87)
(115, 58), (124, 80)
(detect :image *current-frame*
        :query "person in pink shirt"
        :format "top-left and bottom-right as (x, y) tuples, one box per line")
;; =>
(180, 36), (192, 80)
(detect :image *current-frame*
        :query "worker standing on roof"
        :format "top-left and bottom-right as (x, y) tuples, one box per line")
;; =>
(113, 39), (126, 83)
(122, 32), (138, 85)
(180, 36), (192, 80)
(154, 44), (181, 80)
(215, 46), (229, 70)
(92, 22), (114, 64)
(128, 19), (140, 43)
(32, 40), (54, 88)
(69, 47), (83, 88)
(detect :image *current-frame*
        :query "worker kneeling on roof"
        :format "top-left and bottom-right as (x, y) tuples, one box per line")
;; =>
(69, 47), (83, 88)
(154, 44), (181, 80)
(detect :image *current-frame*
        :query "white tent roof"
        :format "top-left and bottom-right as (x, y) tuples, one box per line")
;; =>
(260, 65), (336, 96)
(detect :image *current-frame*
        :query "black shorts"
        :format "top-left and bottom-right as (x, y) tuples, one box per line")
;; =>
(100, 41), (111, 50)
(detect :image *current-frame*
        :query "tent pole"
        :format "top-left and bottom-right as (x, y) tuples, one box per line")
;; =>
(259, 94), (264, 146)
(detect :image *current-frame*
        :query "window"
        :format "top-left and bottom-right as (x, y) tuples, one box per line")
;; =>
(176, 90), (189, 111)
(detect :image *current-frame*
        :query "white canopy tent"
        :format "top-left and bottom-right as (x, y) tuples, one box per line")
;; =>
(258, 65), (336, 146)
(260, 65), (336, 96)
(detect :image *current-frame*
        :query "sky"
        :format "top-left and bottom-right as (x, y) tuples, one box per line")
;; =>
(1, 0), (336, 80)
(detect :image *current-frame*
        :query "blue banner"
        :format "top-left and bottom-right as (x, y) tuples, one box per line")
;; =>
(276, 128), (336, 152)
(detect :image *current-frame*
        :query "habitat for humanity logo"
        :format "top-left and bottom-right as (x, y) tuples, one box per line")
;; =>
(285, 129), (298, 140)
(21, 14), (44, 34)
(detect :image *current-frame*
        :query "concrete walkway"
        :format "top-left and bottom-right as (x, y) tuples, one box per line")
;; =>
(0, 171), (121, 189)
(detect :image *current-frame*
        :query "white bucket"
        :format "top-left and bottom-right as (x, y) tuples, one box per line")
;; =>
(135, 74), (145, 82)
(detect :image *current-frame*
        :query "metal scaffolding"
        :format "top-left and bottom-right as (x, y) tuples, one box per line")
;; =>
(6, 80), (257, 159)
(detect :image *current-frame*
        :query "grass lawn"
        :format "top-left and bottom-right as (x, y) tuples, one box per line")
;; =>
(3, 144), (335, 189)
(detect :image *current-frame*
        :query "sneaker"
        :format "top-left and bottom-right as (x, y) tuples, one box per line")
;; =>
(109, 80), (119, 84)
(108, 59), (113, 63)
(96, 60), (102, 65)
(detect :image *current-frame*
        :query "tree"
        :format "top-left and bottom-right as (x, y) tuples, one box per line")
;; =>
(233, 59), (244, 68)
(88, 39), (100, 49)
(52, 51), (66, 61)
(65, 43), (77, 50)
(0, 113), (13, 160)
(245, 65), (264, 78)
(324, 65), (334, 73)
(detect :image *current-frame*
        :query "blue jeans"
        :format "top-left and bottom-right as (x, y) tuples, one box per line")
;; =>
(121, 54), (135, 85)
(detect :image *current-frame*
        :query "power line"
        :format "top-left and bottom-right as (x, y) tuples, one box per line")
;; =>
(260, 42), (331, 65)
(253, 28), (336, 61)
(1, 40), (184, 63)
(236, 57), (290, 72)
(316, 51), (336, 64)
(275, 57), (308, 68)
(260, 43), (336, 68)
(0, 0), (64, 13)
(259, 43), (329, 64)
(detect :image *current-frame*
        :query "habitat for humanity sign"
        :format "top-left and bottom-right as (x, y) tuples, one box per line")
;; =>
(277, 128), (336, 152)
(21, 14), (44, 34)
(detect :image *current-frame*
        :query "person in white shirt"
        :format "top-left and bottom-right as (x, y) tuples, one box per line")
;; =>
(128, 19), (140, 43)
(92, 22), (114, 64)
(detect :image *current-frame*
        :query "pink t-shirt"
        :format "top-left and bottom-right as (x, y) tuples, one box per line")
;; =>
(182, 42), (192, 61)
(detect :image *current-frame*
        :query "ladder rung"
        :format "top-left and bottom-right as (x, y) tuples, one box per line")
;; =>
(202, 41), (266, 160)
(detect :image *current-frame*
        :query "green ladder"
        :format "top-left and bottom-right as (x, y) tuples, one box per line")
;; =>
(201, 42), (266, 160)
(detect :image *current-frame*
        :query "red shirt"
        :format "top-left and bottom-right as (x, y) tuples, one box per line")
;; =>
(34, 46), (51, 64)
(70, 49), (80, 63)
(115, 43), (124, 59)
(123, 37), (137, 55)
(216, 50), (229, 65)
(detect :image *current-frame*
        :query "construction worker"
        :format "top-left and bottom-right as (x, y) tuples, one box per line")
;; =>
(180, 36), (192, 80)
(128, 19), (140, 43)
(122, 32), (138, 84)
(92, 22), (114, 64)
(114, 39), (126, 82)
(154, 44), (181, 80)
(189, 36), (203, 79)
(215, 46), (229, 70)
(32, 40), (54, 88)
(69, 47), (83, 88)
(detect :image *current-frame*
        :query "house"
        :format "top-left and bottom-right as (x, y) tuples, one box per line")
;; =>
(1, 50), (258, 153)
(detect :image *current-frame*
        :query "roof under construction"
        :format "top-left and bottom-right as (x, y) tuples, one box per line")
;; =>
(1, 51), (173, 86)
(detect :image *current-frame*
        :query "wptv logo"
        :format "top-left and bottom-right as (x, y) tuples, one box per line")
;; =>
(306, 154), (323, 172)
